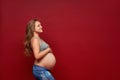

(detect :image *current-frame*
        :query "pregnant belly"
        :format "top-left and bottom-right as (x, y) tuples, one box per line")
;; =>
(34, 53), (56, 70)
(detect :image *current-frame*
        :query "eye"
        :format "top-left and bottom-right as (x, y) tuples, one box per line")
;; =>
(37, 24), (40, 27)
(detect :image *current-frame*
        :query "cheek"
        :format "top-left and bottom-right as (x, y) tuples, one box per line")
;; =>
(35, 27), (38, 31)
(36, 27), (39, 30)
(38, 27), (41, 30)
(37, 27), (41, 31)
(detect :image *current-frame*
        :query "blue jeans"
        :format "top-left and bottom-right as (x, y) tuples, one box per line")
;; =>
(32, 64), (55, 80)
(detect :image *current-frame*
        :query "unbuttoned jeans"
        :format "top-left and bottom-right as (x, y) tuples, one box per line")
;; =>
(32, 64), (55, 80)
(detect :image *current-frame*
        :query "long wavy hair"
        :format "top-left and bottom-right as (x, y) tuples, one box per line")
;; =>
(24, 18), (39, 56)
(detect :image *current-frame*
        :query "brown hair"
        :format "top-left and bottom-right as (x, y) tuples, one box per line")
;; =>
(24, 18), (39, 56)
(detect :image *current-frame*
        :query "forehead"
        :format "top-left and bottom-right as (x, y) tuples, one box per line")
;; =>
(35, 21), (41, 25)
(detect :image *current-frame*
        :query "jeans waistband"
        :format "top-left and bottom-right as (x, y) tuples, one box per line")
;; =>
(33, 64), (49, 71)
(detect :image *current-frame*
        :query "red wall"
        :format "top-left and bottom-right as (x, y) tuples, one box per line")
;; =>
(1, 0), (120, 80)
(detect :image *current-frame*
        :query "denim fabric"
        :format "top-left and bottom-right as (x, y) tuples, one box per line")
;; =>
(32, 64), (55, 80)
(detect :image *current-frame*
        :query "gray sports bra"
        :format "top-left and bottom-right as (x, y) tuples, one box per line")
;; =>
(33, 37), (49, 51)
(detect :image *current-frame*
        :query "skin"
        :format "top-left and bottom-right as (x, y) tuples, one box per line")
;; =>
(30, 21), (56, 70)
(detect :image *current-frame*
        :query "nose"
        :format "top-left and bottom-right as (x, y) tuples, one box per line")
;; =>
(41, 26), (43, 28)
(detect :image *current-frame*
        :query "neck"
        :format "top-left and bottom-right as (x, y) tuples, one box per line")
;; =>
(33, 32), (39, 38)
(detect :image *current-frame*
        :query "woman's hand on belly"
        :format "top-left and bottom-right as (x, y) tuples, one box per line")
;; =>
(48, 47), (53, 53)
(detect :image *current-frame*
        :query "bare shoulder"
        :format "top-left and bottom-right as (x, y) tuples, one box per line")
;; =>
(31, 37), (40, 47)
(30, 37), (41, 58)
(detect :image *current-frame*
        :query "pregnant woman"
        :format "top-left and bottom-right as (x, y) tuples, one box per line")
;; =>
(24, 18), (56, 80)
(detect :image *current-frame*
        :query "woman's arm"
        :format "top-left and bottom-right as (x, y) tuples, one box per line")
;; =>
(31, 38), (51, 60)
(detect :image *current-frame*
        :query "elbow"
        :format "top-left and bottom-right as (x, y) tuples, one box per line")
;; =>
(34, 53), (42, 60)
(35, 56), (39, 60)
(34, 55), (39, 60)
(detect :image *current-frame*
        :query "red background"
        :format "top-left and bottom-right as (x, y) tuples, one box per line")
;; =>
(0, 0), (120, 80)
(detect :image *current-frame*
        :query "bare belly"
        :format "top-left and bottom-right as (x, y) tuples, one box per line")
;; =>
(34, 53), (56, 70)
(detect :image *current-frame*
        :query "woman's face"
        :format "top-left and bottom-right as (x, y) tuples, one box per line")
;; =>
(34, 21), (43, 33)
